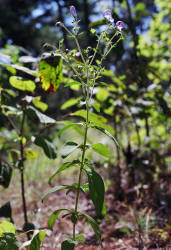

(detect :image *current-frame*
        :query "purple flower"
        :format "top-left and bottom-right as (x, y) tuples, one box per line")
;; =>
(103, 9), (114, 23)
(70, 5), (77, 17)
(116, 21), (125, 31)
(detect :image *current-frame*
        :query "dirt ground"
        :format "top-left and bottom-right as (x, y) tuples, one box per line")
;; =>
(0, 169), (171, 250)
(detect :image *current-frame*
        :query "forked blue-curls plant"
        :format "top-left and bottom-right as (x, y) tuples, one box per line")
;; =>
(43, 6), (125, 249)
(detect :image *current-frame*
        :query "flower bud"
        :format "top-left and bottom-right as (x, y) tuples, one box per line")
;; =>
(55, 21), (61, 26)
(70, 5), (77, 17)
(116, 21), (125, 31)
(103, 9), (114, 23)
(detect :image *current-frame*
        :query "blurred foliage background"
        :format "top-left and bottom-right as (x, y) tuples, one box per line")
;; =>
(0, 0), (171, 248)
(0, 0), (171, 215)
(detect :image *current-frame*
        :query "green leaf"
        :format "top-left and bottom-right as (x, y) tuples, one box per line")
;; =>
(89, 19), (105, 28)
(79, 212), (102, 246)
(48, 209), (71, 230)
(24, 148), (39, 160)
(27, 106), (56, 124)
(0, 233), (19, 250)
(103, 105), (114, 116)
(0, 221), (15, 236)
(64, 81), (82, 88)
(34, 136), (57, 159)
(58, 123), (83, 138)
(42, 185), (69, 201)
(60, 141), (79, 158)
(0, 222), (19, 249)
(32, 97), (48, 111)
(48, 160), (80, 185)
(0, 62), (37, 76)
(0, 162), (13, 188)
(134, 2), (146, 11)
(9, 76), (36, 92)
(38, 55), (63, 91)
(1, 64), (16, 74)
(29, 230), (46, 250)
(71, 110), (114, 134)
(91, 143), (110, 158)
(92, 102), (101, 113)
(61, 240), (75, 250)
(102, 201), (107, 216)
(2, 88), (17, 97)
(90, 28), (96, 34)
(96, 87), (109, 102)
(66, 122), (89, 141)
(86, 169), (105, 217)
(75, 234), (84, 243)
(61, 97), (82, 110)
(91, 126), (119, 148)
(65, 234), (84, 244)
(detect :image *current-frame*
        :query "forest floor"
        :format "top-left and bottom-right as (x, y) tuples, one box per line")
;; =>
(0, 163), (171, 250)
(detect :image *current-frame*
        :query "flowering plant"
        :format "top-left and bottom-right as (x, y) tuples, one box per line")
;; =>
(43, 6), (125, 249)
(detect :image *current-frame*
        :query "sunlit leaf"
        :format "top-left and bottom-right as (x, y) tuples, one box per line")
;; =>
(91, 143), (110, 158)
(92, 102), (101, 113)
(0, 221), (15, 236)
(61, 97), (82, 110)
(24, 148), (39, 160)
(38, 54), (63, 92)
(64, 81), (82, 88)
(133, 2), (146, 11)
(29, 230), (46, 250)
(71, 110), (114, 134)
(96, 87), (109, 102)
(32, 97), (48, 111)
(9, 76), (36, 92)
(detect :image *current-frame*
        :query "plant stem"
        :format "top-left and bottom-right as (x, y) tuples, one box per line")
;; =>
(20, 169), (28, 225)
(73, 88), (89, 240)
(19, 104), (29, 240)
(74, 36), (86, 64)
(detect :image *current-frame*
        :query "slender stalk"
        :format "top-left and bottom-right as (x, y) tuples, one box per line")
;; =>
(94, 35), (122, 82)
(89, 36), (101, 65)
(74, 36), (86, 64)
(20, 169), (28, 225)
(58, 22), (86, 64)
(19, 104), (29, 240)
(73, 87), (89, 240)
(6, 115), (19, 135)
